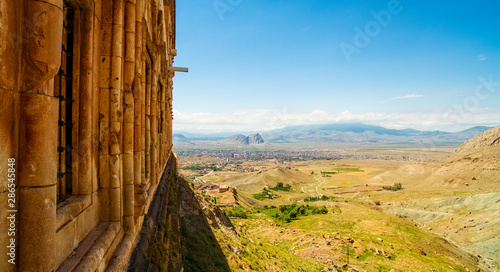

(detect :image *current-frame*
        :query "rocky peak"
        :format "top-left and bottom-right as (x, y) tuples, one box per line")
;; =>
(247, 133), (264, 144)
(224, 133), (265, 145)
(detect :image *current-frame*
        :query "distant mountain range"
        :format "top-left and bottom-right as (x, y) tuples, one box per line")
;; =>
(174, 123), (495, 145)
(261, 123), (494, 144)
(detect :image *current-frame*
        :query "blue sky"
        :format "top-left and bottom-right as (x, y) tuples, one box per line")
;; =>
(173, 0), (500, 133)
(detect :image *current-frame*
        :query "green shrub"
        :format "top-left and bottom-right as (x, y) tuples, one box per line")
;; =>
(383, 183), (403, 191)
(226, 207), (248, 219)
(270, 182), (291, 191)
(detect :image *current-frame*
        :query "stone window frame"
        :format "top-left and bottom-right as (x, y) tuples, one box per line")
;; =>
(55, 0), (92, 231)
(55, 0), (76, 203)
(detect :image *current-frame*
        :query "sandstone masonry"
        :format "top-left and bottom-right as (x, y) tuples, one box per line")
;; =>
(0, 0), (178, 270)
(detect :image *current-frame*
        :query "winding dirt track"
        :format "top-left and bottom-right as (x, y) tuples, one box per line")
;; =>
(301, 175), (326, 196)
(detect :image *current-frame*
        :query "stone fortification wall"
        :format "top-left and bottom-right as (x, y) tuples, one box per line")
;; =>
(0, 0), (177, 271)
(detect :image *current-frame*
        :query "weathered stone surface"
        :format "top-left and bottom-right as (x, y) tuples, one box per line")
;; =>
(22, 0), (63, 93)
(133, 152), (142, 186)
(109, 121), (121, 155)
(110, 56), (123, 89)
(19, 93), (58, 187)
(123, 122), (135, 153)
(123, 91), (135, 123)
(100, 58), (111, 88)
(0, 191), (17, 272)
(55, 218), (77, 269)
(1, 0), (178, 270)
(19, 185), (56, 272)
(124, 183), (135, 216)
(76, 199), (99, 247)
(0, 1), (22, 91)
(99, 188), (110, 222)
(99, 121), (110, 154)
(110, 88), (122, 122)
(56, 195), (91, 230)
(123, 153), (134, 185)
(109, 187), (121, 222)
(0, 89), (19, 192)
(124, 34), (136, 62)
(109, 155), (120, 187)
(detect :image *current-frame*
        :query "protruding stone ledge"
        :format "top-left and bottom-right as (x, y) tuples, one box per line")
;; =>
(57, 222), (121, 272)
(56, 195), (92, 231)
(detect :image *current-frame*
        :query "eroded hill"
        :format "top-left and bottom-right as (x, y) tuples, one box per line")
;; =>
(376, 126), (500, 190)
(224, 166), (313, 194)
(376, 126), (500, 270)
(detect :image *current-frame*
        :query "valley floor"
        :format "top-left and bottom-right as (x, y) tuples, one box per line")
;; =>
(178, 145), (499, 271)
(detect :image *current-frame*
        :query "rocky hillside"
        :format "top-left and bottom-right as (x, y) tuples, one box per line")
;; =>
(223, 133), (265, 145)
(376, 126), (500, 190)
(452, 126), (500, 155)
(375, 126), (500, 269)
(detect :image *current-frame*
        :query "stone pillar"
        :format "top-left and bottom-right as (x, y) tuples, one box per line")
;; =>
(150, 59), (158, 185)
(17, 0), (63, 271)
(167, 77), (174, 152)
(109, 0), (124, 223)
(159, 81), (165, 168)
(78, 8), (95, 196)
(92, 0), (101, 196)
(141, 22), (147, 186)
(18, 93), (59, 272)
(133, 0), (144, 222)
(145, 55), (151, 185)
(123, 0), (136, 234)
(99, 0), (114, 222)
(17, 94), (57, 272)
(133, 0), (143, 188)
(0, 1), (21, 269)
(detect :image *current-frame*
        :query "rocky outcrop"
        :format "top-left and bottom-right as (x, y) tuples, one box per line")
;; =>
(247, 133), (265, 144)
(452, 126), (500, 155)
(223, 133), (265, 145)
(376, 126), (500, 190)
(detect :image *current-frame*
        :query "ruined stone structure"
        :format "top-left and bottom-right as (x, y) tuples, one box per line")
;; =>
(0, 0), (178, 270)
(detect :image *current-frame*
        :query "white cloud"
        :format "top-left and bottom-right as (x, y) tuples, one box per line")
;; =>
(173, 108), (500, 133)
(392, 94), (424, 100)
(477, 54), (486, 61)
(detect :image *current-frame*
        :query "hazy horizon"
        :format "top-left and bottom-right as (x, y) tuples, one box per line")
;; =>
(173, 122), (496, 138)
(173, 1), (500, 133)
